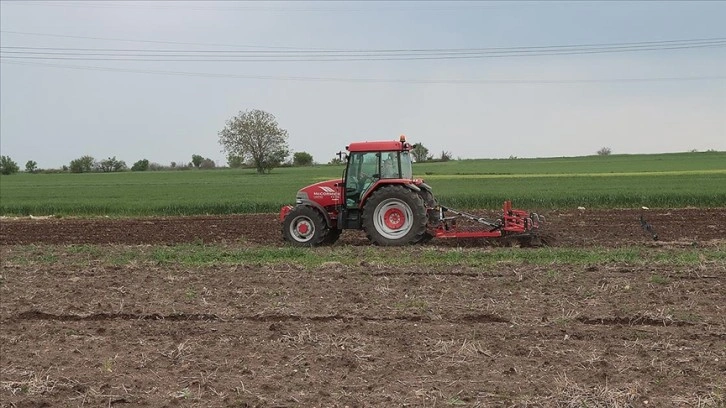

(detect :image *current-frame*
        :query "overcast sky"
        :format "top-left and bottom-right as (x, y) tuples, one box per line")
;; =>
(1, 1), (724, 169)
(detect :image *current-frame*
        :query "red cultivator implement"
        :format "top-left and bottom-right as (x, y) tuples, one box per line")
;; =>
(430, 201), (547, 247)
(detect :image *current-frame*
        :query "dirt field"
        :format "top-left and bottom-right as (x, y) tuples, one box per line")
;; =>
(1, 208), (725, 247)
(1, 208), (724, 407)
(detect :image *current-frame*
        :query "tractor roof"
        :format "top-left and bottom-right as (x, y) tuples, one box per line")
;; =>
(346, 136), (412, 153)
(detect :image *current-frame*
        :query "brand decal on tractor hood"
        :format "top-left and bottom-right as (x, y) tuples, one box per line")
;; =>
(314, 186), (337, 196)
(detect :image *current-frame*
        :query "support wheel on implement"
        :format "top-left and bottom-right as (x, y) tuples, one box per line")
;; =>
(362, 185), (428, 246)
(282, 206), (329, 247)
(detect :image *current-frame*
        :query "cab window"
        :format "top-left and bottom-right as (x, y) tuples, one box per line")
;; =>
(345, 152), (380, 207)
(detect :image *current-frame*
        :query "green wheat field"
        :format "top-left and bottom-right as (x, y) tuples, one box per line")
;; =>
(1, 151), (724, 216)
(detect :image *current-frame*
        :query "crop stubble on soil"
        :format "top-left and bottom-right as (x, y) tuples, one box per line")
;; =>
(1, 208), (725, 407)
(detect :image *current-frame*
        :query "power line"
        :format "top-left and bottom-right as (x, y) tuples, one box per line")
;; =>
(3, 59), (724, 84)
(3, 38), (726, 54)
(0, 30), (333, 51)
(3, 30), (725, 55)
(2, 41), (725, 62)
(2, 45), (725, 62)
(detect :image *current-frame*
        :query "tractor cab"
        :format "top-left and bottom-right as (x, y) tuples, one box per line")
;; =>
(334, 136), (419, 231)
(343, 149), (414, 209)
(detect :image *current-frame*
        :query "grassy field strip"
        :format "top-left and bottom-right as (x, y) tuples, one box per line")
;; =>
(1, 151), (724, 216)
(419, 169), (726, 179)
(4, 244), (725, 268)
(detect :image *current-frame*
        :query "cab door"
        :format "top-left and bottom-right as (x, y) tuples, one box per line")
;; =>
(344, 152), (380, 208)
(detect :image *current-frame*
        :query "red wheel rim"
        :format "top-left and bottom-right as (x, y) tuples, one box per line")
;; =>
(297, 222), (310, 235)
(383, 208), (405, 230)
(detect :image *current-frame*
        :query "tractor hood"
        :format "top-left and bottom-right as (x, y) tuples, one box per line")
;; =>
(296, 179), (342, 206)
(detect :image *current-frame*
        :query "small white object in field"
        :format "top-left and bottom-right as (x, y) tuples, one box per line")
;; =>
(28, 215), (54, 220)
(577, 206), (586, 211)
(642, 206), (650, 210)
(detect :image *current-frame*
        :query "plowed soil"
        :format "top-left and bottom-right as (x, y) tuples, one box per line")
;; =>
(1, 208), (724, 247)
(1, 208), (725, 407)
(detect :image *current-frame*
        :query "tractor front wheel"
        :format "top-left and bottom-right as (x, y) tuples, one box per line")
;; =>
(362, 185), (428, 246)
(282, 206), (330, 247)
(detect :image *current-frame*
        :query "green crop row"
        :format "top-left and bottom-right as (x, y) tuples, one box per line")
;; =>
(6, 243), (725, 268)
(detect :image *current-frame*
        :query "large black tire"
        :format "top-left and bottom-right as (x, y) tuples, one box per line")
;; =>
(282, 206), (330, 247)
(418, 187), (438, 208)
(414, 188), (438, 244)
(362, 185), (428, 246)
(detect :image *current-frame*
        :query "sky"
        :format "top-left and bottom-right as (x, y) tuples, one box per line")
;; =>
(1, 1), (725, 169)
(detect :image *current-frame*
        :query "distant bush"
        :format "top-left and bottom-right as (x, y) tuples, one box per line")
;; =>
(70, 156), (96, 173)
(227, 154), (244, 168)
(200, 158), (216, 169)
(40, 168), (67, 174)
(293, 152), (314, 166)
(97, 156), (127, 172)
(131, 159), (150, 171)
(597, 147), (612, 156)
(411, 143), (430, 162)
(0, 156), (20, 175)
(25, 160), (38, 173)
(191, 154), (204, 168)
(148, 162), (166, 171)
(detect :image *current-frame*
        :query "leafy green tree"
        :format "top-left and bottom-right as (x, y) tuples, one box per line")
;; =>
(25, 160), (38, 173)
(200, 158), (216, 169)
(0, 156), (20, 175)
(191, 154), (204, 168)
(98, 156), (127, 172)
(69, 155), (95, 173)
(293, 151), (314, 166)
(131, 159), (150, 171)
(411, 143), (429, 162)
(227, 154), (244, 168)
(218, 109), (290, 174)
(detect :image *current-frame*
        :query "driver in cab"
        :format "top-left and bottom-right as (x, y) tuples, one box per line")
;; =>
(382, 157), (396, 179)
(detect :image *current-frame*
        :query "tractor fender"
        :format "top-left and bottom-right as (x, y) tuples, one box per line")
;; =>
(404, 183), (422, 193)
(297, 199), (333, 228)
(360, 180), (421, 206)
(279, 205), (294, 223)
(417, 182), (433, 193)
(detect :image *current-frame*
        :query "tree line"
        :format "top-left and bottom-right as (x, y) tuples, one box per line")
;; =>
(1, 108), (451, 176)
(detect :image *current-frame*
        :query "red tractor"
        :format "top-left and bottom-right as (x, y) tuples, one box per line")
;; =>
(280, 136), (544, 247)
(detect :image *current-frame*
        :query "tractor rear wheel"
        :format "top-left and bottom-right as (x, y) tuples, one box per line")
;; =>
(362, 185), (428, 246)
(413, 188), (437, 244)
(282, 206), (330, 247)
